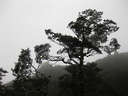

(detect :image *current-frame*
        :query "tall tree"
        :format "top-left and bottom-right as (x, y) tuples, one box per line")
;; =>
(44, 9), (120, 96)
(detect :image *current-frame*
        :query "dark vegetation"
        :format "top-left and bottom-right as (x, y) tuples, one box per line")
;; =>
(37, 52), (128, 96)
(0, 68), (8, 96)
(1, 9), (123, 96)
(96, 52), (128, 96)
(3, 52), (128, 96)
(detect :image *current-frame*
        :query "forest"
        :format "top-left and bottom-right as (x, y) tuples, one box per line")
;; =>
(0, 9), (124, 96)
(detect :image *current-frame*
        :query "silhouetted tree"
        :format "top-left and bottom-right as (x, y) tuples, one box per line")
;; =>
(12, 48), (33, 80)
(0, 68), (8, 95)
(12, 48), (49, 96)
(44, 9), (120, 96)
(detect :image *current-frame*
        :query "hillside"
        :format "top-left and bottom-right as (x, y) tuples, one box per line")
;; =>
(38, 52), (128, 95)
(38, 62), (67, 80)
(38, 52), (128, 82)
(96, 52), (128, 80)
(4, 52), (128, 95)
(96, 52), (128, 95)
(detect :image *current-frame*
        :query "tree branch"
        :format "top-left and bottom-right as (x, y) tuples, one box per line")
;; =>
(31, 64), (45, 78)
(61, 59), (74, 65)
(70, 58), (79, 65)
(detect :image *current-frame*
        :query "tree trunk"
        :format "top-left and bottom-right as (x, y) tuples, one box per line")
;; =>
(79, 58), (84, 96)
(78, 33), (85, 96)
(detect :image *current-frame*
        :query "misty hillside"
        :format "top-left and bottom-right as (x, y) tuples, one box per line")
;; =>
(38, 52), (128, 95)
(5, 52), (128, 83)
(38, 52), (128, 81)
(4, 52), (128, 95)
(97, 52), (128, 70)
(96, 52), (128, 95)
(33, 52), (128, 83)
(38, 62), (67, 81)
(96, 52), (128, 79)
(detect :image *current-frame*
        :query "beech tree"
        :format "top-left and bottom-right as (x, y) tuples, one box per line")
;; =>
(44, 9), (120, 96)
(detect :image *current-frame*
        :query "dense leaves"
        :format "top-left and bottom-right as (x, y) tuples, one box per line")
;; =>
(35, 43), (51, 64)
(13, 78), (49, 96)
(12, 48), (33, 80)
(104, 38), (120, 54)
(11, 48), (50, 96)
(45, 9), (120, 61)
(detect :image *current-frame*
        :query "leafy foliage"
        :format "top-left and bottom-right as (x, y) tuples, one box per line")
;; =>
(11, 48), (50, 96)
(13, 78), (49, 96)
(35, 43), (51, 64)
(45, 9), (120, 64)
(12, 48), (33, 80)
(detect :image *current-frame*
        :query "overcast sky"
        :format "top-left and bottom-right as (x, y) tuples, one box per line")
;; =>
(0, 0), (128, 83)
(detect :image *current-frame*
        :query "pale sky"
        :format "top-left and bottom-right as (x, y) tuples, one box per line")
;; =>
(0, 0), (128, 83)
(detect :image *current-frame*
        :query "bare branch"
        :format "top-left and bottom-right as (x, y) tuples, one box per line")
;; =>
(61, 59), (74, 65)
(82, 48), (93, 57)
(48, 56), (63, 61)
(31, 64), (45, 78)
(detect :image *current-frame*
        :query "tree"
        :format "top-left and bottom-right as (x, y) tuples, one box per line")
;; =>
(0, 68), (8, 95)
(44, 9), (120, 96)
(12, 48), (33, 80)
(12, 48), (50, 96)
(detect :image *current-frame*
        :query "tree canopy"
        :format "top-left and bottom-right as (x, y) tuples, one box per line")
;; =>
(45, 9), (120, 65)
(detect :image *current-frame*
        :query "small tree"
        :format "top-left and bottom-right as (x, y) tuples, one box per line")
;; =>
(12, 48), (50, 96)
(44, 9), (120, 96)
(12, 48), (33, 80)
(0, 68), (8, 95)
